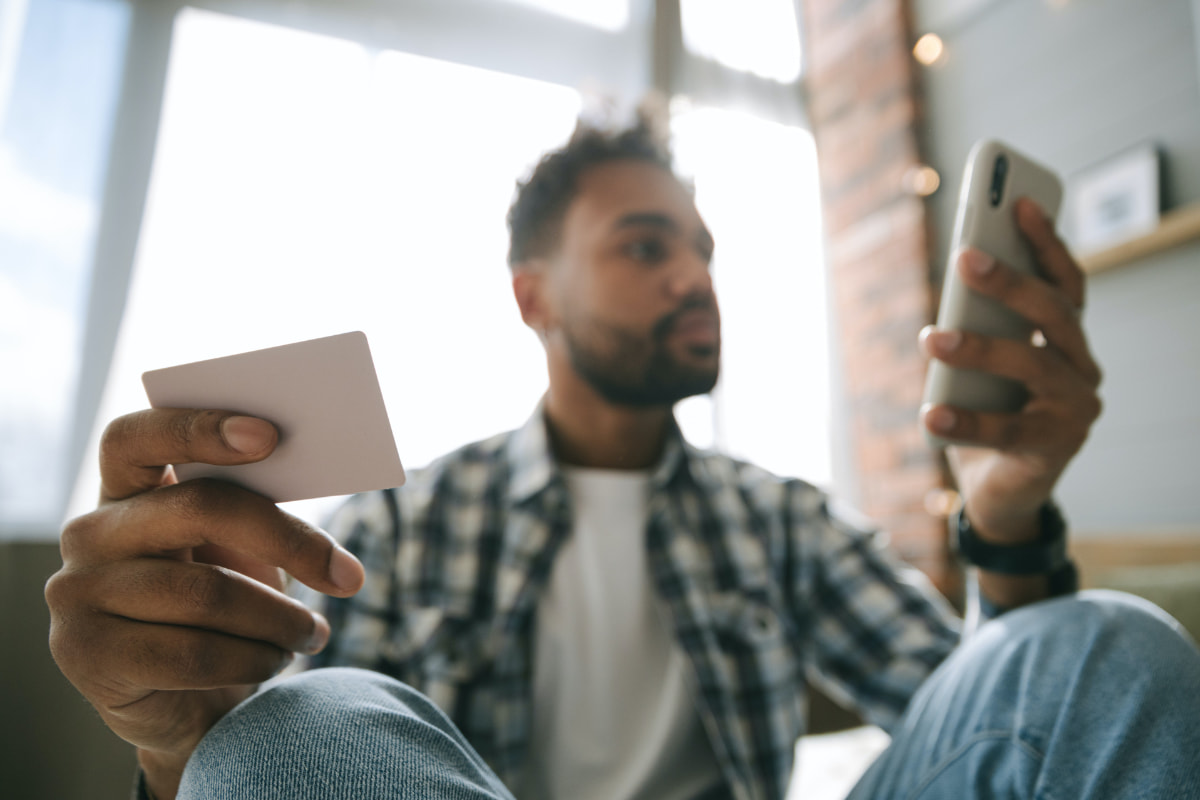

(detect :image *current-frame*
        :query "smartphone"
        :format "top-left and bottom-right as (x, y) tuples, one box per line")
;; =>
(922, 139), (1063, 447)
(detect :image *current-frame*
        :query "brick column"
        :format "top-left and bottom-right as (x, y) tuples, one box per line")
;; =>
(803, 0), (959, 596)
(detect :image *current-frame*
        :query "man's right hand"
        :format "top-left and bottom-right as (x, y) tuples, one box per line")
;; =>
(45, 409), (365, 800)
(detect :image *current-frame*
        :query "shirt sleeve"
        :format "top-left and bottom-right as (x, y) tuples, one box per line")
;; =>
(795, 494), (962, 732)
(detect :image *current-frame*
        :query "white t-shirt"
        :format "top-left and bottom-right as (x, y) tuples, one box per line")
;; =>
(516, 467), (724, 800)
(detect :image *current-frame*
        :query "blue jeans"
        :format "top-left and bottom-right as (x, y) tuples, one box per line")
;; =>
(178, 591), (1200, 799)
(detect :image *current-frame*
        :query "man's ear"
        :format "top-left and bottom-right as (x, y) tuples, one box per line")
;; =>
(512, 261), (553, 334)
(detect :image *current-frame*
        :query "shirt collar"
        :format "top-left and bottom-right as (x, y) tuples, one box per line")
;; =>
(504, 399), (694, 506)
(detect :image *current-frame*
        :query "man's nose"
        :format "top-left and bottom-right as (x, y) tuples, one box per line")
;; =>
(666, 249), (714, 298)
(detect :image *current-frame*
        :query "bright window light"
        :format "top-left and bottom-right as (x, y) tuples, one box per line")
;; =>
(500, 0), (629, 31)
(680, 0), (802, 83)
(673, 105), (831, 486)
(69, 8), (581, 522)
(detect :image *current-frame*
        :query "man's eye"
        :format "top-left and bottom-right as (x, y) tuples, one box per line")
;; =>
(624, 238), (668, 264)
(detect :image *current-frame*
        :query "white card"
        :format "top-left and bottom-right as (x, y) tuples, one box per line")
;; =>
(143, 331), (406, 503)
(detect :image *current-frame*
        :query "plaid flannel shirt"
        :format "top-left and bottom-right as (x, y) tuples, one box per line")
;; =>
(310, 407), (961, 800)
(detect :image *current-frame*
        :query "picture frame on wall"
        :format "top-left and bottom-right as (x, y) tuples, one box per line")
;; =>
(1069, 143), (1162, 254)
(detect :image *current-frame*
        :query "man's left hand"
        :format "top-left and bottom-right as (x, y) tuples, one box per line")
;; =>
(919, 197), (1103, 544)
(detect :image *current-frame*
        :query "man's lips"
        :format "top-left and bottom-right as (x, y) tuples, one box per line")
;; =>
(669, 309), (720, 344)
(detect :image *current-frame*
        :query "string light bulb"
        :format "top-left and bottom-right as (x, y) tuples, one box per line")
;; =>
(924, 488), (961, 518)
(905, 164), (941, 197)
(913, 33), (945, 66)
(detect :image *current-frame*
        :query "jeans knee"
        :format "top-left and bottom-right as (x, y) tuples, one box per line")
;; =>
(881, 592), (1200, 800)
(971, 589), (1199, 689)
(1009, 589), (1191, 649)
(179, 668), (490, 800)
(226, 666), (403, 731)
(186, 669), (389, 766)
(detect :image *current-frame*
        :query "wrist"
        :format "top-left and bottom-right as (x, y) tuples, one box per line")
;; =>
(956, 501), (1078, 611)
(953, 501), (1071, 577)
(960, 499), (1042, 545)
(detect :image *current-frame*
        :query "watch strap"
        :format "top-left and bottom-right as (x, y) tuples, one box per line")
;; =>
(953, 501), (1070, 576)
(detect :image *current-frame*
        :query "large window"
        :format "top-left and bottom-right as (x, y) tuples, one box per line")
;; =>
(1, 0), (829, 534)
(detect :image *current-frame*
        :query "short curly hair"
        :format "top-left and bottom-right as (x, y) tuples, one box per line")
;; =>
(506, 114), (676, 268)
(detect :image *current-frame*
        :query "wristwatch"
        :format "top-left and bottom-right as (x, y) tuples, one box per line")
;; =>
(952, 501), (1079, 594)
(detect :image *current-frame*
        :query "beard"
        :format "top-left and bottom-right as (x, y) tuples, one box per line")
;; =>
(562, 299), (720, 407)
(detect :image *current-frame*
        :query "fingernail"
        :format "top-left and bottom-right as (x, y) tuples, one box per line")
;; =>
(330, 546), (363, 592)
(963, 250), (995, 276)
(927, 405), (957, 433)
(307, 614), (331, 654)
(222, 416), (275, 454)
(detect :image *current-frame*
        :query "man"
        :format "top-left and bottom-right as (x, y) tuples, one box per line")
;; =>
(47, 119), (1200, 800)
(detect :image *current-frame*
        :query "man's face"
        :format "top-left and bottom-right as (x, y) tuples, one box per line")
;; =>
(543, 159), (721, 407)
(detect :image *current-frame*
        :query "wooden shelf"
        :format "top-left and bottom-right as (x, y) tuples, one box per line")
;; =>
(1078, 202), (1200, 274)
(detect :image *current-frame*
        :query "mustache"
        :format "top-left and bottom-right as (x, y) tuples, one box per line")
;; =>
(652, 296), (719, 342)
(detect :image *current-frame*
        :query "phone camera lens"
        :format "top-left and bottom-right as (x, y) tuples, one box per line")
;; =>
(989, 154), (1009, 207)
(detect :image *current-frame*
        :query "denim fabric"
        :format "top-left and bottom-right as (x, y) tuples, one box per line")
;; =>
(178, 667), (516, 800)
(848, 590), (1200, 800)
(179, 591), (1200, 800)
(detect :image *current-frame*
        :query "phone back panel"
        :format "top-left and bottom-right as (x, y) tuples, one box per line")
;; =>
(923, 140), (1063, 443)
